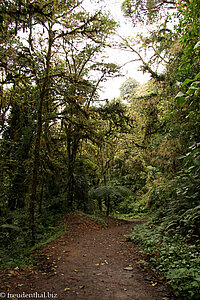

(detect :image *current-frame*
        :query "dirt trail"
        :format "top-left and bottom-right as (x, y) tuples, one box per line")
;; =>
(0, 214), (175, 300)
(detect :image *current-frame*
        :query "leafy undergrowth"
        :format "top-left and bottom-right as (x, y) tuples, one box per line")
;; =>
(111, 212), (149, 220)
(87, 214), (108, 228)
(128, 222), (200, 299)
(0, 212), (66, 269)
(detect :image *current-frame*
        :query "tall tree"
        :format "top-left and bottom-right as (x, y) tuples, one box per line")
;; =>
(57, 47), (120, 208)
(120, 78), (139, 100)
(0, 0), (118, 241)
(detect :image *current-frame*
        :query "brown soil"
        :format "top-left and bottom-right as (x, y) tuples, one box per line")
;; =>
(0, 213), (175, 300)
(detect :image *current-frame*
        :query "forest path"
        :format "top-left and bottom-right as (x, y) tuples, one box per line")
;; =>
(0, 214), (175, 300)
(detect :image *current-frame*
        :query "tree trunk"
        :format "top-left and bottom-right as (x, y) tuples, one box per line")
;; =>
(66, 120), (80, 210)
(39, 173), (44, 215)
(103, 175), (110, 216)
(98, 199), (102, 212)
(67, 161), (75, 209)
(106, 194), (110, 217)
(29, 27), (53, 243)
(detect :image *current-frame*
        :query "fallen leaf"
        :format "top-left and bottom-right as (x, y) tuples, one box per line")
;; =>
(152, 282), (158, 286)
(124, 266), (133, 271)
(8, 271), (15, 275)
(64, 287), (70, 291)
(74, 269), (78, 272)
(79, 285), (85, 289)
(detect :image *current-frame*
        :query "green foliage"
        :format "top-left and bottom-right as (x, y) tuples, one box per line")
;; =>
(0, 0), (120, 244)
(111, 212), (147, 220)
(120, 77), (140, 100)
(178, 0), (200, 78)
(0, 212), (66, 268)
(119, 2), (200, 299)
(90, 185), (131, 199)
(87, 214), (108, 228)
(121, 0), (177, 26)
(89, 185), (132, 215)
(116, 195), (147, 214)
(128, 223), (200, 299)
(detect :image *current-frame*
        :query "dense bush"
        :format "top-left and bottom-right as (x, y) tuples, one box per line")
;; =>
(0, 212), (65, 268)
(128, 222), (200, 299)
